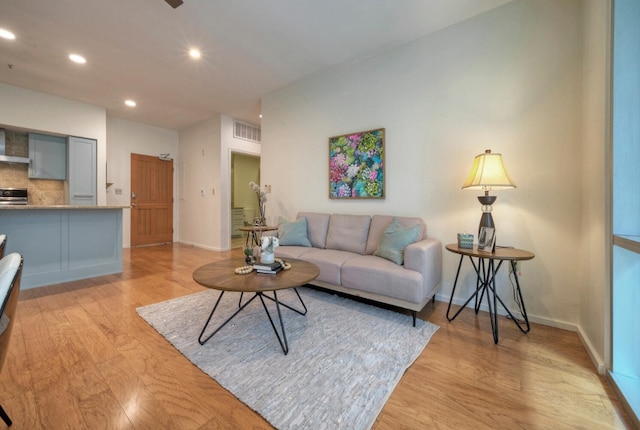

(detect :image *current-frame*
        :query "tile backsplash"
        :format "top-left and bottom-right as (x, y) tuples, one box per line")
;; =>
(0, 130), (65, 205)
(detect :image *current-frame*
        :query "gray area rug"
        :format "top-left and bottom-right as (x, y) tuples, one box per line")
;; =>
(137, 287), (438, 430)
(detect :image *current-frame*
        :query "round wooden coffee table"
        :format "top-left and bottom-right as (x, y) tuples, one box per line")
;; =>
(193, 257), (319, 355)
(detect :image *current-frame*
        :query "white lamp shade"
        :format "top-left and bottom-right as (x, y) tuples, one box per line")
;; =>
(462, 149), (516, 190)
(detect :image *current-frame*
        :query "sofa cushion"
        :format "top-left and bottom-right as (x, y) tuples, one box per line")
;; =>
(374, 218), (421, 265)
(295, 248), (358, 285)
(298, 212), (331, 249)
(278, 216), (312, 247)
(276, 246), (314, 260)
(325, 214), (371, 255)
(366, 215), (426, 255)
(341, 255), (425, 304)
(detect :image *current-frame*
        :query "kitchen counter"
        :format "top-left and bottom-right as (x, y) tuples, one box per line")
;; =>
(0, 205), (129, 210)
(0, 206), (125, 289)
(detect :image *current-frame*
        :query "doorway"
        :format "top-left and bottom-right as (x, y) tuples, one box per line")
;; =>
(130, 153), (174, 246)
(231, 153), (260, 248)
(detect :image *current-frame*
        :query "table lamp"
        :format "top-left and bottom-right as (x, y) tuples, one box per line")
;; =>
(462, 149), (516, 234)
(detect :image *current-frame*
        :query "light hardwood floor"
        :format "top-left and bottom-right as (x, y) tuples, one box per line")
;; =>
(0, 244), (632, 429)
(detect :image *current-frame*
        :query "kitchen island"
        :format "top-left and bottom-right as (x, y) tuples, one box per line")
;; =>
(0, 205), (127, 289)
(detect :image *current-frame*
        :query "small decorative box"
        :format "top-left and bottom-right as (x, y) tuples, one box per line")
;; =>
(457, 233), (474, 249)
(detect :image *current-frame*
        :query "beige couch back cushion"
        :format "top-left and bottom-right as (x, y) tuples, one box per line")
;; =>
(325, 214), (372, 255)
(297, 212), (331, 249)
(365, 215), (426, 255)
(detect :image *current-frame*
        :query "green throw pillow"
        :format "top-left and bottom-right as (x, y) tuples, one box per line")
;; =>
(278, 216), (312, 247)
(374, 218), (421, 265)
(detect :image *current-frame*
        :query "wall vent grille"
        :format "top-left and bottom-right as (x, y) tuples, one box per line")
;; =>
(233, 120), (261, 143)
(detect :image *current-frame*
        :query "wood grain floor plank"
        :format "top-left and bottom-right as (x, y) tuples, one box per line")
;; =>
(0, 318), (33, 399)
(96, 355), (178, 430)
(78, 389), (134, 430)
(62, 304), (122, 365)
(0, 390), (40, 430)
(30, 364), (90, 429)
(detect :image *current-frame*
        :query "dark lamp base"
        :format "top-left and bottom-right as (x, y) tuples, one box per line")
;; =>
(477, 195), (497, 236)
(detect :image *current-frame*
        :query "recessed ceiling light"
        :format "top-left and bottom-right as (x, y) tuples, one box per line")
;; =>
(189, 48), (201, 59)
(0, 29), (16, 40)
(69, 54), (87, 64)
(125, 100), (137, 107)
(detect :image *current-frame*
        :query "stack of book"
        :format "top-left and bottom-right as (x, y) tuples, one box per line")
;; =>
(253, 260), (283, 275)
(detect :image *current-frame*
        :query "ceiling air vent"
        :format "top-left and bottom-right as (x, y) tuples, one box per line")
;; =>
(234, 120), (261, 143)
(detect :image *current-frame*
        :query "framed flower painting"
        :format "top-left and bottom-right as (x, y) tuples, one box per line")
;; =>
(329, 128), (385, 199)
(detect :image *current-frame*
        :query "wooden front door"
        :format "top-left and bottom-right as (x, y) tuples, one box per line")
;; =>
(131, 153), (173, 246)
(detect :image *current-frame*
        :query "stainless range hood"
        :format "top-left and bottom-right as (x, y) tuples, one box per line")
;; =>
(0, 129), (30, 164)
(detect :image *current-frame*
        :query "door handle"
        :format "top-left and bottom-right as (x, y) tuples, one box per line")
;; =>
(132, 192), (136, 199)
(131, 202), (137, 207)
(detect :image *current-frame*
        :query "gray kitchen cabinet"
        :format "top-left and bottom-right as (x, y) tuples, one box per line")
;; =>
(28, 133), (67, 180)
(67, 136), (97, 205)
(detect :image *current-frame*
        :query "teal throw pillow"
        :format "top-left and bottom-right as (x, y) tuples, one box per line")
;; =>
(374, 218), (421, 265)
(278, 216), (312, 247)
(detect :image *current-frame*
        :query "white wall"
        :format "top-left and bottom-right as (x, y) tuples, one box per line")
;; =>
(106, 116), (179, 247)
(262, 1), (586, 329)
(178, 116), (222, 250)
(0, 83), (107, 204)
(577, 0), (610, 372)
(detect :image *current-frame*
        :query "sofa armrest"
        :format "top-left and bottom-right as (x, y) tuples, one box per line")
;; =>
(404, 238), (442, 296)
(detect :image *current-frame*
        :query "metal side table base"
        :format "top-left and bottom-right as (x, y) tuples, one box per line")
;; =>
(445, 244), (534, 344)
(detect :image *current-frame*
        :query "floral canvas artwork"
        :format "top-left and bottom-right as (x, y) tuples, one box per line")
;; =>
(329, 128), (385, 199)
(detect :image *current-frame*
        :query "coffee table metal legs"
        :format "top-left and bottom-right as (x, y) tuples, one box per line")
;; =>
(199, 290), (251, 346)
(199, 288), (307, 355)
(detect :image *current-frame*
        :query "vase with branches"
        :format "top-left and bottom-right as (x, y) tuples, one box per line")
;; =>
(249, 181), (267, 225)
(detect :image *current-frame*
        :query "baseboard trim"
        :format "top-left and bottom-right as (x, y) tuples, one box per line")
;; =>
(577, 325), (607, 375)
(177, 240), (225, 252)
(607, 371), (640, 428)
(435, 292), (576, 331)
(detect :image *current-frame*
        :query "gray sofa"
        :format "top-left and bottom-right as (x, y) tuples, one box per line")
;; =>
(274, 212), (442, 325)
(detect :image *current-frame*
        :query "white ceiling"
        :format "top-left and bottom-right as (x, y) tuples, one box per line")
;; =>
(0, 0), (512, 131)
